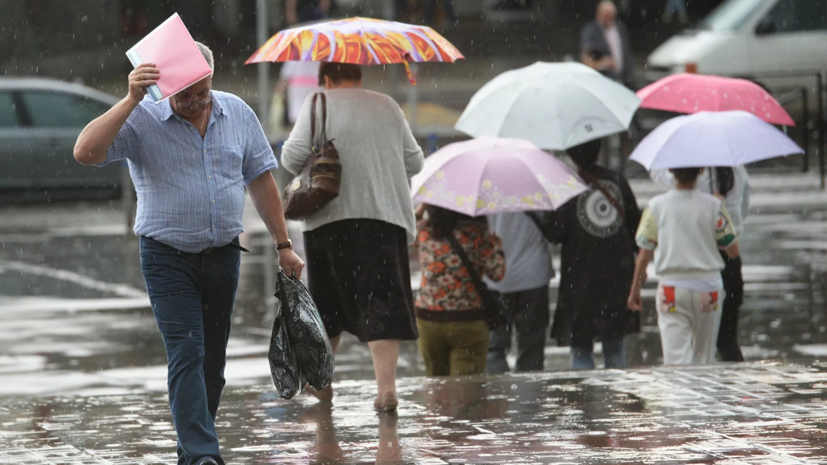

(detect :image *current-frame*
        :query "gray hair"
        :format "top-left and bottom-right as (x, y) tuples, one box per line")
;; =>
(195, 41), (214, 71)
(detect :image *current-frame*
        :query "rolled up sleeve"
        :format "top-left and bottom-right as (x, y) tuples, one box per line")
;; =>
(99, 118), (138, 167)
(242, 106), (278, 186)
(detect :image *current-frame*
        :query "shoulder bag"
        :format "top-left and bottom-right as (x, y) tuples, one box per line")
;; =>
(283, 93), (342, 220)
(446, 235), (507, 329)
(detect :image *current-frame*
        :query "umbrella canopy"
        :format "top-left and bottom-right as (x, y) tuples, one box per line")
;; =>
(454, 62), (641, 150)
(411, 137), (588, 216)
(630, 110), (803, 171)
(637, 73), (795, 126)
(245, 17), (463, 83)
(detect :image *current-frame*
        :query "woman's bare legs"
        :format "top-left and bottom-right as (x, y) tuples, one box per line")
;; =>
(368, 339), (400, 410)
(330, 334), (341, 352)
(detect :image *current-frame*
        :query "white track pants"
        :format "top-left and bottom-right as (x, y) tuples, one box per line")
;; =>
(656, 284), (723, 365)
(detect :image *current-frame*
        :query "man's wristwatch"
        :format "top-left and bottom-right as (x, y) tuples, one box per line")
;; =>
(276, 239), (293, 251)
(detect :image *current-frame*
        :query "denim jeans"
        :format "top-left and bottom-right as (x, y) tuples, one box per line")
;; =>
(571, 337), (627, 370)
(140, 236), (241, 465)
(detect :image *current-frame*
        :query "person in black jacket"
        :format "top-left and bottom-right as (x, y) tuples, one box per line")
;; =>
(541, 139), (641, 369)
(580, 1), (635, 88)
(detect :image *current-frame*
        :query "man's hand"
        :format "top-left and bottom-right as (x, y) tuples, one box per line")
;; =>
(74, 64), (156, 165)
(627, 287), (643, 312)
(279, 248), (305, 279)
(128, 63), (160, 105)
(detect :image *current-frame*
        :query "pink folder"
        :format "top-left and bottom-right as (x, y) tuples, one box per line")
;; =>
(126, 13), (212, 102)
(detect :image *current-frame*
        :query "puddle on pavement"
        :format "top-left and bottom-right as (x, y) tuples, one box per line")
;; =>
(2, 365), (827, 463)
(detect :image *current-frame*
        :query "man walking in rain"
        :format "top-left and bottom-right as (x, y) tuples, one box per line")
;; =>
(73, 42), (304, 465)
(580, 0), (635, 88)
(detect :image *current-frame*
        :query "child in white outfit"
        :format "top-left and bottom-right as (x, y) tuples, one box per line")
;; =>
(628, 168), (740, 365)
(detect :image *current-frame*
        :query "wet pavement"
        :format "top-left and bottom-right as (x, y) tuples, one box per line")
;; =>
(3, 361), (827, 463)
(3, 171), (827, 462)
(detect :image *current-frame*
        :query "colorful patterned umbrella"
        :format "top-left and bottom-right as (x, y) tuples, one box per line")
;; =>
(637, 73), (795, 126)
(245, 17), (464, 84)
(411, 137), (588, 216)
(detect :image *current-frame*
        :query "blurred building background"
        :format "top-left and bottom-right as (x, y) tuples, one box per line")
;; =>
(0, 0), (726, 84)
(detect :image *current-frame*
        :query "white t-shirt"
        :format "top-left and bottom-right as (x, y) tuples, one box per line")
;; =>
(603, 25), (623, 74)
(636, 189), (738, 291)
(485, 212), (554, 294)
(650, 166), (750, 235)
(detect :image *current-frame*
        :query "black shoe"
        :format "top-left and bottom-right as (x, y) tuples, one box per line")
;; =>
(197, 459), (220, 465)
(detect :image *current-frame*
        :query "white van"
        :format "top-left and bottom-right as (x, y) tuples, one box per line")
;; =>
(647, 0), (827, 91)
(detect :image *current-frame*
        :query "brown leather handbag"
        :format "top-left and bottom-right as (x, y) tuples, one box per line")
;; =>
(283, 93), (342, 220)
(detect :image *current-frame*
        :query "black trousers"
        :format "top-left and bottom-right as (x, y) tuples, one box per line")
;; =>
(717, 252), (744, 362)
(487, 286), (550, 374)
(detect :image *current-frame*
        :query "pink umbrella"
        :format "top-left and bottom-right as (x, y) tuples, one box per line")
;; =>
(411, 137), (588, 216)
(637, 74), (795, 126)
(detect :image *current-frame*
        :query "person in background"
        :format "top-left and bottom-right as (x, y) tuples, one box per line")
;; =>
(73, 43), (304, 465)
(662, 0), (689, 23)
(580, 0), (635, 88)
(416, 205), (506, 377)
(541, 139), (641, 369)
(485, 212), (554, 374)
(650, 166), (750, 362)
(272, 61), (322, 131)
(281, 63), (424, 412)
(424, 0), (458, 29)
(286, 0), (330, 26)
(629, 168), (740, 365)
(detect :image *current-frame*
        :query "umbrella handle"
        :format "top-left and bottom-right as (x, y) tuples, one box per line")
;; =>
(709, 166), (715, 194)
(403, 54), (417, 85)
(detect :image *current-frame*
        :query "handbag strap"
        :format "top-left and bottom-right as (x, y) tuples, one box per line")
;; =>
(310, 93), (318, 150)
(446, 233), (493, 304)
(309, 93), (328, 151)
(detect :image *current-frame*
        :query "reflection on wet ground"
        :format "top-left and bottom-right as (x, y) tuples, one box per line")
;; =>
(3, 173), (827, 462)
(2, 362), (827, 463)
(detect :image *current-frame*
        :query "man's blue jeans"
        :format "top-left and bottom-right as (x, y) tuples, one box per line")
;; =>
(140, 237), (241, 465)
(571, 337), (627, 370)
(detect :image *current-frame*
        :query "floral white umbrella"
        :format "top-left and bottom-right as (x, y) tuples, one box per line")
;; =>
(411, 137), (588, 216)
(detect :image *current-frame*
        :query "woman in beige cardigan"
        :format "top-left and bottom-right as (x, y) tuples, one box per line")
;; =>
(281, 63), (424, 411)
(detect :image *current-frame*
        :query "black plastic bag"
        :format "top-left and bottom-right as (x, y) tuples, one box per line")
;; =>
(268, 289), (304, 400)
(268, 271), (335, 396)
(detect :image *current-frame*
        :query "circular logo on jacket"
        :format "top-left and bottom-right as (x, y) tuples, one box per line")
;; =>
(576, 180), (624, 238)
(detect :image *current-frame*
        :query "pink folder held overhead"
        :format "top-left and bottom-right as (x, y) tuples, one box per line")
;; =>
(126, 13), (212, 102)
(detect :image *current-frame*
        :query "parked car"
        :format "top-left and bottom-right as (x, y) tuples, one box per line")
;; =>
(647, 0), (827, 93)
(0, 78), (121, 200)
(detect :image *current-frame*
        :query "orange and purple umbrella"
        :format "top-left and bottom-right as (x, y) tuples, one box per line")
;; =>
(245, 17), (464, 84)
(637, 73), (795, 126)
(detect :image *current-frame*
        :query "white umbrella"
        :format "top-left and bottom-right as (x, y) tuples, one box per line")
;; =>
(630, 110), (803, 170)
(454, 62), (641, 150)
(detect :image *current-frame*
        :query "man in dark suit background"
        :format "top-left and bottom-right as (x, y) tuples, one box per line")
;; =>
(580, 1), (635, 89)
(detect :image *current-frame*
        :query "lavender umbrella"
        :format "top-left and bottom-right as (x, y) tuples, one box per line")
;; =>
(630, 110), (803, 170)
(411, 137), (588, 216)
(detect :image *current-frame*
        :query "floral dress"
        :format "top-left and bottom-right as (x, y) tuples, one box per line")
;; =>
(416, 220), (506, 315)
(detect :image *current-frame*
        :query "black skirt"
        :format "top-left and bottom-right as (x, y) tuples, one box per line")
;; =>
(303, 219), (418, 343)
